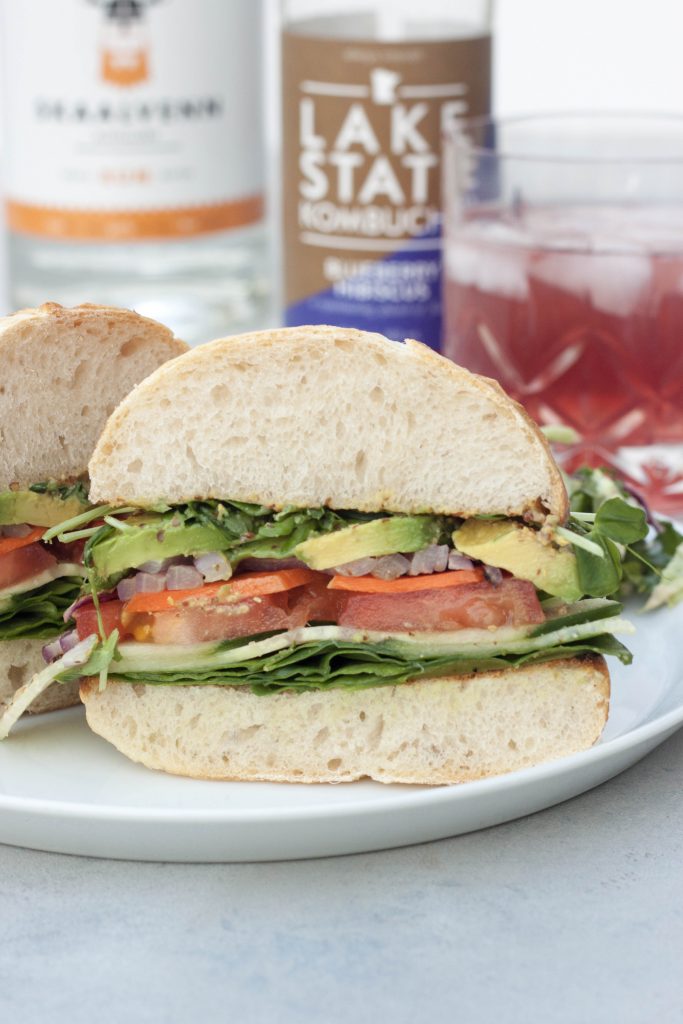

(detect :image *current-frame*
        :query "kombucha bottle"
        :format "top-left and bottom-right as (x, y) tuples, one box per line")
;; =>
(281, 0), (493, 350)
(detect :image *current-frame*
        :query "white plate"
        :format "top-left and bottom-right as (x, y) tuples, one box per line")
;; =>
(0, 602), (682, 862)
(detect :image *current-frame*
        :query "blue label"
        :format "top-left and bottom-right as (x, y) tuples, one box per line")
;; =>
(285, 227), (443, 352)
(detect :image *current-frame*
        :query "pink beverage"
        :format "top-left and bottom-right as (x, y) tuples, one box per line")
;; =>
(443, 203), (683, 514)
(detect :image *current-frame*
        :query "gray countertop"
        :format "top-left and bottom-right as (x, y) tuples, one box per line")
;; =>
(2, 727), (682, 1024)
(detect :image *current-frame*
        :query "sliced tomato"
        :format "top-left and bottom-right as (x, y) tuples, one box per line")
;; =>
(337, 578), (545, 632)
(0, 542), (57, 590)
(0, 527), (45, 557)
(75, 573), (545, 645)
(74, 575), (346, 646)
(126, 578), (344, 645)
(123, 568), (321, 617)
(136, 593), (296, 645)
(74, 600), (126, 640)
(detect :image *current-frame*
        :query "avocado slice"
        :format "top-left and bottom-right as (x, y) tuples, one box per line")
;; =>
(294, 515), (441, 570)
(453, 519), (582, 601)
(91, 516), (231, 581)
(0, 489), (89, 527)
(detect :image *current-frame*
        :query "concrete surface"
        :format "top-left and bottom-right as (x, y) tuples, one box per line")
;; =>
(1, 726), (682, 1023)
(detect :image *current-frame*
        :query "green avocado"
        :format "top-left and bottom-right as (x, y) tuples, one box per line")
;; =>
(0, 489), (89, 527)
(294, 515), (441, 570)
(452, 519), (583, 601)
(91, 516), (230, 582)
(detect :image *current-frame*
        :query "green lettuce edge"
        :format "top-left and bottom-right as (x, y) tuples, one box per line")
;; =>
(0, 577), (81, 640)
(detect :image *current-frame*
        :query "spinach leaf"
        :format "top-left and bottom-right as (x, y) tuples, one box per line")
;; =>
(0, 577), (82, 640)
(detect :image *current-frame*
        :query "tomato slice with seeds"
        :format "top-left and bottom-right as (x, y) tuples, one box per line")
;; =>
(73, 573), (545, 645)
(73, 600), (126, 640)
(336, 578), (544, 632)
(0, 543), (57, 591)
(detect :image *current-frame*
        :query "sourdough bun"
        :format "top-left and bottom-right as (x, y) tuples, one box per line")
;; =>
(80, 657), (608, 784)
(0, 302), (187, 490)
(89, 325), (568, 520)
(0, 637), (80, 715)
(0, 302), (187, 716)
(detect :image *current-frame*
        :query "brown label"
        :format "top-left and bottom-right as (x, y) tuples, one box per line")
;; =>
(281, 29), (491, 347)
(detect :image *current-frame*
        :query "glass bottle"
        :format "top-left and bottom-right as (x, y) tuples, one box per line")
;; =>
(1, 0), (268, 344)
(280, 0), (493, 351)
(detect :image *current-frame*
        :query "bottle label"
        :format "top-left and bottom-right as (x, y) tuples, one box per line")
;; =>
(282, 29), (491, 350)
(3, 0), (264, 241)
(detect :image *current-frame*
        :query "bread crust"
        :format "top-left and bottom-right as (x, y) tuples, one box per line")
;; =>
(0, 302), (187, 490)
(88, 325), (568, 521)
(0, 303), (188, 720)
(80, 656), (609, 784)
(0, 637), (80, 714)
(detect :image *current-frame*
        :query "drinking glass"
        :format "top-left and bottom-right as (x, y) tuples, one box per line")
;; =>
(442, 114), (683, 514)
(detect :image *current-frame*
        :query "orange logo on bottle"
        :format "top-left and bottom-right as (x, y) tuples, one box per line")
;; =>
(88, 0), (162, 88)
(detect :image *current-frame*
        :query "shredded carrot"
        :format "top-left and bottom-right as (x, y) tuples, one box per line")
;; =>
(327, 569), (484, 594)
(0, 527), (45, 557)
(123, 568), (321, 615)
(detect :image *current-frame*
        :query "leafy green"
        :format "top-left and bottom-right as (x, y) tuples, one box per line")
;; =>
(565, 466), (683, 603)
(644, 542), (683, 610)
(61, 595), (630, 695)
(83, 500), (455, 585)
(29, 479), (90, 504)
(532, 598), (623, 635)
(97, 634), (631, 694)
(594, 497), (649, 545)
(572, 532), (623, 599)
(0, 577), (82, 640)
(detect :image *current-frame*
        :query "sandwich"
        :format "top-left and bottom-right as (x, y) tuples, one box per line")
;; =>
(0, 303), (187, 716)
(1, 326), (644, 783)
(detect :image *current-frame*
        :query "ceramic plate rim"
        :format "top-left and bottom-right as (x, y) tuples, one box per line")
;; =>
(1, 695), (681, 824)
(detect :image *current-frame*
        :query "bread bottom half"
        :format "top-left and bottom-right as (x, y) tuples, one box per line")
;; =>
(80, 656), (610, 784)
(0, 638), (81, 715)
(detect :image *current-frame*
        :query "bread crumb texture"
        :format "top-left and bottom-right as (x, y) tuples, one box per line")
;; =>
(0, 303), (186, 490)
(0, 637), (80, 714)
(81, 656), (609, 784)
(89, 326), (567, 519)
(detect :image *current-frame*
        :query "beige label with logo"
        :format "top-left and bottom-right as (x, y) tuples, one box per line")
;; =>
(282, 30), (491, 347)
(3, 0), (263, 241)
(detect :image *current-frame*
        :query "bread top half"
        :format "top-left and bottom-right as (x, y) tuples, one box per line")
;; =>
(0, 303), (188, 491)
(88, 325), (568, 521)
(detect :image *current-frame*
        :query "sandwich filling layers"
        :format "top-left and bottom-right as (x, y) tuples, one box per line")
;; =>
(0, 480), (91, 645)
(5, 492), (645, 722)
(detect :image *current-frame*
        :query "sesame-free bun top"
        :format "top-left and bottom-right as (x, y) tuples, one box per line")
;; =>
(0, 303), (187, 491)
(89, 325), (568, 521)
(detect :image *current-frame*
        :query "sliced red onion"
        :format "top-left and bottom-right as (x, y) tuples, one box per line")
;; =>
(448, 552), (475, 571)
(42, 629), (88, 666)
(194, 551), (232, 582)
(336, 546), (459, 579)
(335, 556), (379, 577)
(116, 576), (138, 602)
(134, 572), (168, 593)
(1, 523), (33, 538)
(63, 589), (116, 623)
(166, 564), (203, 591)
(371, 554), (412, 580)
(42, 638), (64, 664)
(64, 594), (92, 622)
(59, 629), (80, 653)
(483, 564), (503, 586)
(137, 559), (167, 574)
(409, 544), (450, 576)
